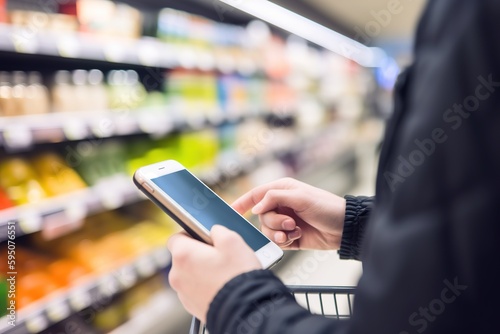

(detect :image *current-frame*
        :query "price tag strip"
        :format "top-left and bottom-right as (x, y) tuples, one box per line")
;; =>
(46, 299), (71, 323)
(136, 255), (157, 278)
(153, 247), (171, 268)
(25, 314), (48, 334)
(69, 288), (92, 312)
(2, 123), (34, 149)
(18, 210), (42, 235)
(116, 265), (138, 289)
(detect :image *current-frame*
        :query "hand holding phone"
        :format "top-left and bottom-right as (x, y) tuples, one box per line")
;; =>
(133, 160), (284, 269)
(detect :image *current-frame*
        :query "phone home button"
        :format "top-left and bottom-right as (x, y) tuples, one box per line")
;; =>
(262, 251), (270, 258)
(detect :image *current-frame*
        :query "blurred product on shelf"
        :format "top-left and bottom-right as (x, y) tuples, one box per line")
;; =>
(0, 187), (13, 210)
(8, 9), (78, 32)
(0, 209), (174, 312)
(74, 139), (128, 186)
(0, 152), (87, 206)
(51, 70), (73, 113)
(107, 70), (147, 111)
(0, 0), (6, 23)
(32, 152), (87, 196)
(76, 0), (143, 39)
(164, 69), (298, 120)
(125, 132), (218, 176)
(52, 69), (109, 112)
(0, 245), (87, 309)
(91, 274), (167, 332)
(26, 71), (51, 115)
(1, 68), (300, 119)
(0, 157), (48, 205)
(0, 72), (15, 116)
(0, 71), (50, 116)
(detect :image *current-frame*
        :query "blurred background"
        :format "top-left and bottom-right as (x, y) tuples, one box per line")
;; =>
(0, 0), (425, 333)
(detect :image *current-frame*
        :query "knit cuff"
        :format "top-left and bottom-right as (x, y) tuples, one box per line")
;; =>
(338, 195), (374, 260)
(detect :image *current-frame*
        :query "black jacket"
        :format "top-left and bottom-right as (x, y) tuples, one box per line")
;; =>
(207, 0), (500, 333)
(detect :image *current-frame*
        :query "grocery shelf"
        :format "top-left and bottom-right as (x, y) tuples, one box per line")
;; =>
(0, 23), (256, 74)
(0, 246), (171, 334)
(0, 109), (276, 150)
(0, 121), (351, 242)
(108, 289), (183, 334)
(0, 174), (140, 242)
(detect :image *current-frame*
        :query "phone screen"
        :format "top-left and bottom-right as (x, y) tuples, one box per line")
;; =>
(152, 169), (269, 251)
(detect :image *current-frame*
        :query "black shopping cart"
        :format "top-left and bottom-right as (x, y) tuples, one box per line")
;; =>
(189, 285), (356, 334)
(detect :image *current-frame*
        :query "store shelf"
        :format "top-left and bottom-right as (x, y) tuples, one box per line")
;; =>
(0, 150), (265, 242)
(0, 23), (256, 74)
(0, 174), (140, 242)
(0, 246), (171, 334)
(108, 289), (182, 334)
(0, 109), (276, 150)
(0, 122), (346, 242)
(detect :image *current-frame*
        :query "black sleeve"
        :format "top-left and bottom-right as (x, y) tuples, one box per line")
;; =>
(206, 270), (349, 334)
(338, 196), (374, 261)
(206, 1), (500, 333)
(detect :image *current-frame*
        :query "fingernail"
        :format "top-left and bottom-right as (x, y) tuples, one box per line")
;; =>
(252, 203), (263, 214)
(282, 220), (295, 230)
(288, 229), (301, 240)
(274, 232), (286, 243)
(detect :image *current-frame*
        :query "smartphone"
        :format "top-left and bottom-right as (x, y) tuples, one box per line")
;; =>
(133, 160), (284, 269)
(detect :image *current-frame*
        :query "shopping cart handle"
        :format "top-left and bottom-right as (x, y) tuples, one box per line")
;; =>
(190, 316), (202, 334)
(189, 285), (356, 333)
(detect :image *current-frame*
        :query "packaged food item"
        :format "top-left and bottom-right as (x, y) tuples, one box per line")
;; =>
(9, 10), (78, 32)
(11, 71), (27, 115)
(25, 72), (50, 115)
(32, 152), (87, 196)
(0, 187), (14, 210)
(108, 70), (147, 111)
(0, 246), (61, 310)
(77, 0), (142, 39)
(0, 72), (16, 116)
(48, 259), (89, 287)
(73, 139), (128, 186)
(0, 0), (6, 23)
(87, 69), (108, 112)
(72, 69), (89, 112)
(0, 158), (47, 205)
(52, 70), (74, 112)
(16, 271), (60, 309)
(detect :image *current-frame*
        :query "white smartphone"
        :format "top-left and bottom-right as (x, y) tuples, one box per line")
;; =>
(133, 160), (284, 269)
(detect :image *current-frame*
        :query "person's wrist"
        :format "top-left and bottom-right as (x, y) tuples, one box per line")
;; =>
(335, 197), (347, 248)
(324, 195), (346, 250)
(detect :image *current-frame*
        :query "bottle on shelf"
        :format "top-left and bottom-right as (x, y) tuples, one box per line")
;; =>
(87, 69), (108, 112)
(25, 71), (51, 115)
(11, 71), (27, 115)
(0, 71), (16, 116)
(108, 70), (146, 111)
(72, 69), (89, 112)
(52, 70), (75, 113)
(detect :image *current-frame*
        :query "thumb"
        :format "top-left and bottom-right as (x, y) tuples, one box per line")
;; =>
(210, 225), (248, 250)
(252, 189), (306, 215)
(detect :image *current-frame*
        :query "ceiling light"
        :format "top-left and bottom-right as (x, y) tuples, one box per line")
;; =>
(219, 0), (387, 67)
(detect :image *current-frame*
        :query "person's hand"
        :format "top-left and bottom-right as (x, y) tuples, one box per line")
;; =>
(167, 225), (261, 323)
(232, 178), (346, 250)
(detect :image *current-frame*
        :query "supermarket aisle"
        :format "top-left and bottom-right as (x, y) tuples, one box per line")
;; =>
(0, 0), (392, 333)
